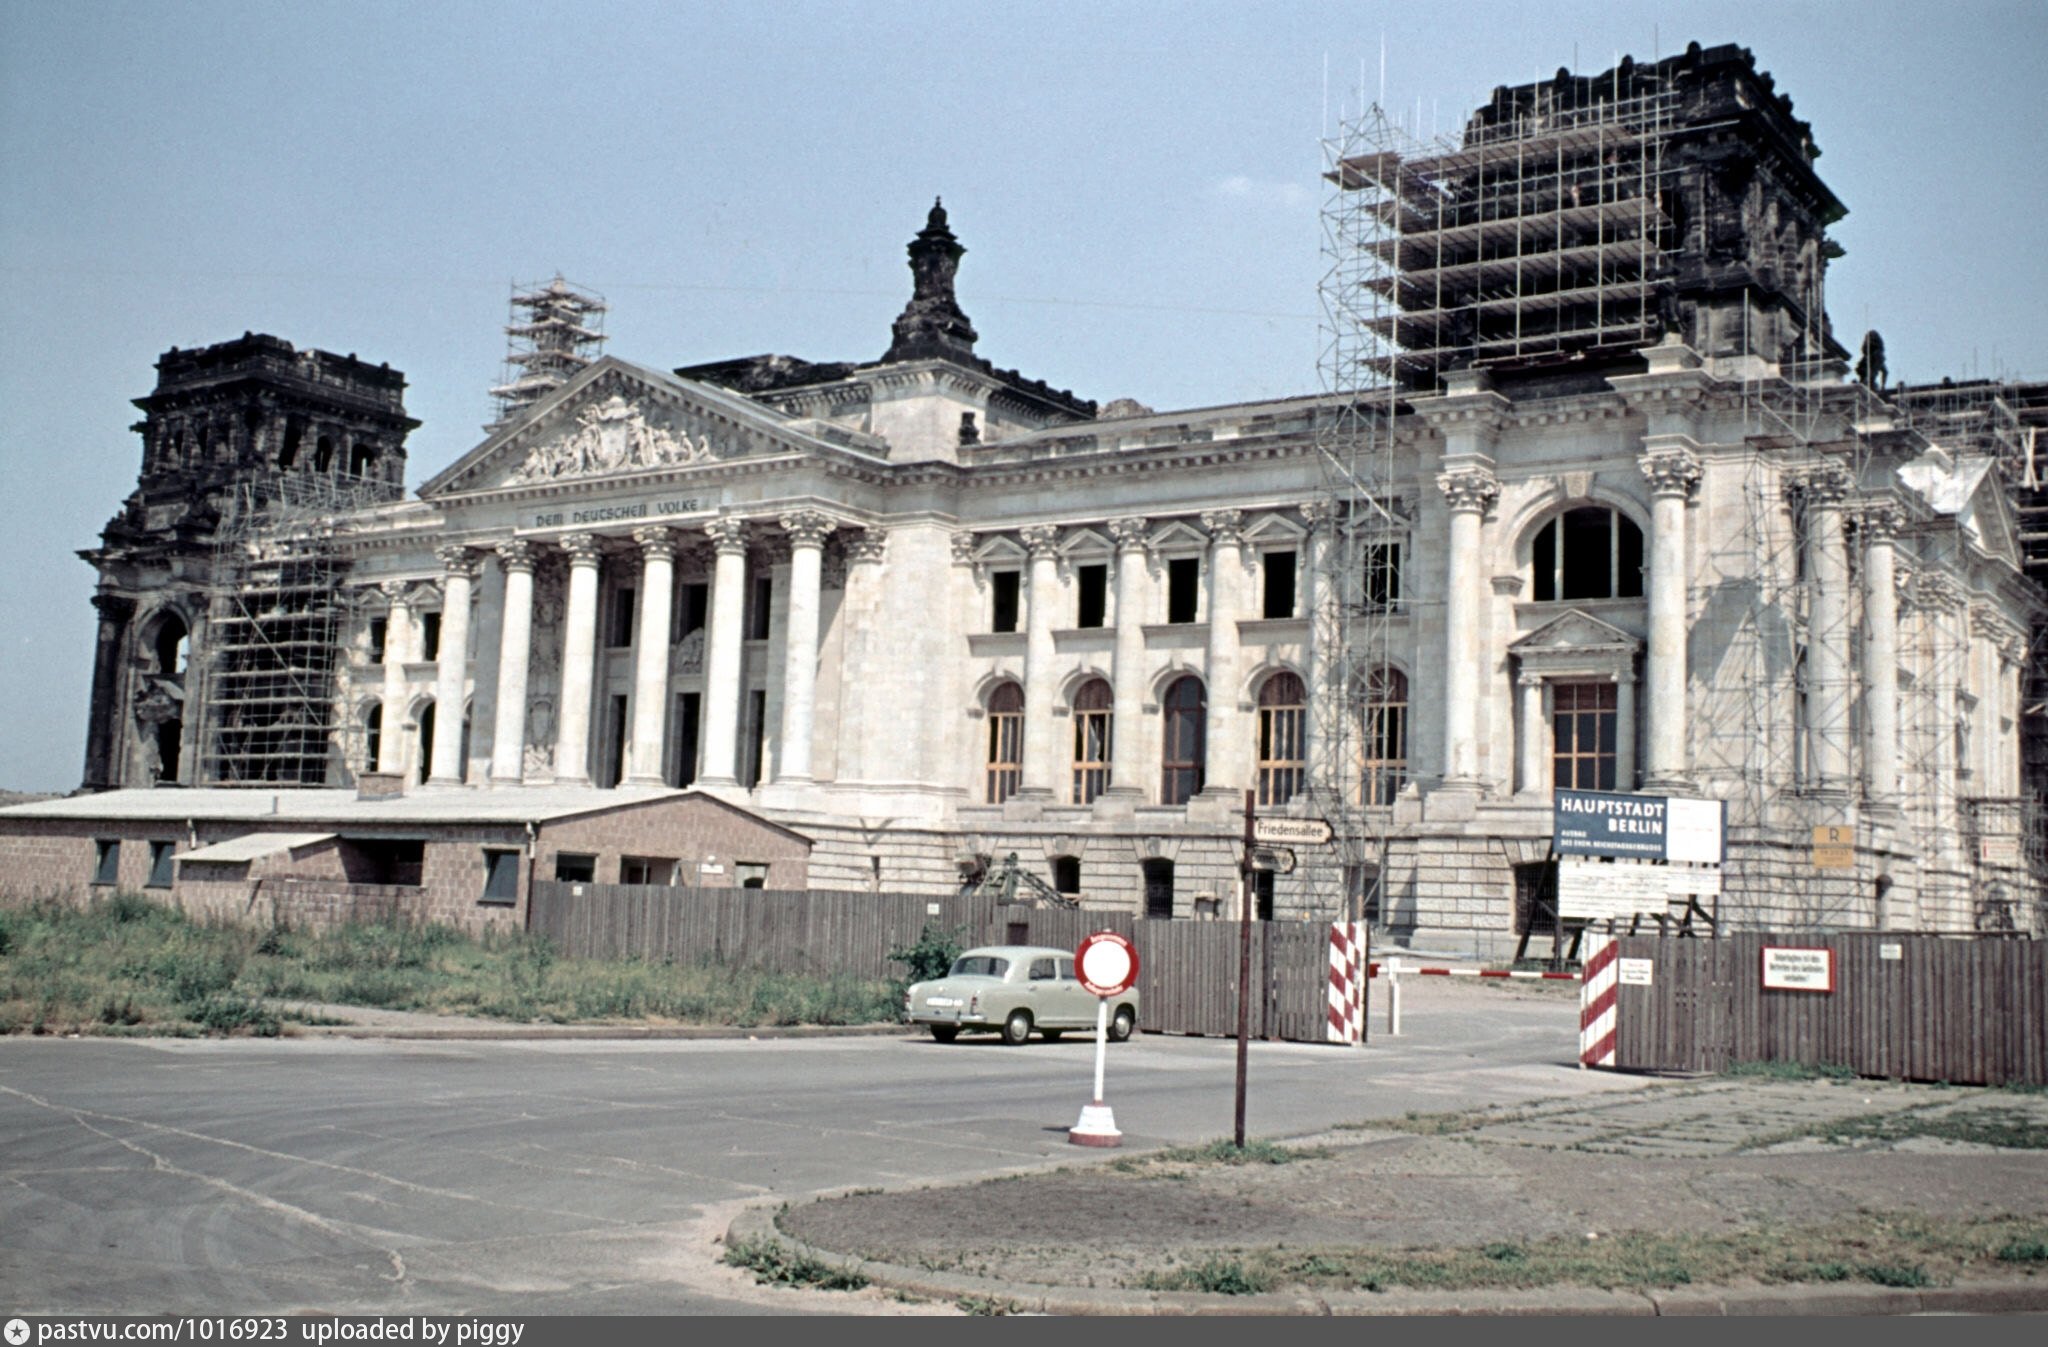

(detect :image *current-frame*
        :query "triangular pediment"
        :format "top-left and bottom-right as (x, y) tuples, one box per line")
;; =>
(421, 357), (883, 499)
(1959, 464), (2022, 568)
(1510, 608), (1640, 655)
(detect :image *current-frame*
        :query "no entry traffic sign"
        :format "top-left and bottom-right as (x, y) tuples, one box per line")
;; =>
(1075, 930), (1139, 997)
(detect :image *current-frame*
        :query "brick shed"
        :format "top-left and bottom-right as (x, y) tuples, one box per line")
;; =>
(0, 785), (810, 935)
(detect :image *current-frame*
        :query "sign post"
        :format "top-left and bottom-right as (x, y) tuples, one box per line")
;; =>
(1070, 930), (1139, 1147)
(1235, 790), (1255, 1149)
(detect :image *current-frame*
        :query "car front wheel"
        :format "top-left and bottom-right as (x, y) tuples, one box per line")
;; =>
(1108, 1005), (1136, 1042)
(928, 1024), (959, 1043)
(1001, 1009), (1033, 1046)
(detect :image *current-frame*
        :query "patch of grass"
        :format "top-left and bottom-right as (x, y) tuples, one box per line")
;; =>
(1139, 1215), (2048, 1295)
(1724, 1059), (1859, 1082)
(1138, 1258), (1275, 1296)
(1754, 1105), (2048, 1151)
(1111, 1138), (1331, 1172)
(722, 1235), (869, 1291)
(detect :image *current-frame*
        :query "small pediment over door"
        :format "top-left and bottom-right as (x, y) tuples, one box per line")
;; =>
(1509, 608), (1640, 681)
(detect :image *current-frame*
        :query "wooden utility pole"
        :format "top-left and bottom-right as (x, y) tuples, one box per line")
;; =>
(1234, 788), (1254, 1149)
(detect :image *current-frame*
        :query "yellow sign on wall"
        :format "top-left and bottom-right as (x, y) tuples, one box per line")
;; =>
(1811, 825), (1855, 869)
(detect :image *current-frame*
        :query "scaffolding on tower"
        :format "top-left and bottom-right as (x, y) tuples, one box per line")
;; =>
(487, 276), (608, 433)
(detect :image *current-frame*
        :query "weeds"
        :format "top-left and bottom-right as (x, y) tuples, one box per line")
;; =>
(1111, 1138), (1330, 1172)
(722, 1235), (869, 1291)
(1724, 1060), (1859, 1082)
(1138, 1258), (1275, 1296)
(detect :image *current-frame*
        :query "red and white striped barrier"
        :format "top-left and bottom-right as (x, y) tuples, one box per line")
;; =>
(1578, 933), (1618, 1069)
(1370, 959), (1583, 1037)
(1326, 922), (1366, 1045)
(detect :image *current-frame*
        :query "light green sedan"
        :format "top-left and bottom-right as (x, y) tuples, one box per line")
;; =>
(905, 945), (1140, 1045)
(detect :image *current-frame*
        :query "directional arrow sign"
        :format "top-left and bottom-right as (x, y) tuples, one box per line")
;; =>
(1249, 846), (1296, 875)
(1252, 816), (1333, 847)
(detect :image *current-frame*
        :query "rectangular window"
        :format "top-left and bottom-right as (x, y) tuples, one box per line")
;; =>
(608, 586), (636, 648)
(1552, 682), (1619, 791)
(603, 694), (629, 788)
(745, 689), (768, 788)
(1076, 563), (1108, 628)
(146, 840), (175, 889)
(1166, 557), (1200, 624)
(92, 838), (120, 886)
(1361, 669), (1409, 806)
(672, 691), (701, 787)
(481, 848), (520, 903)
(986, 691), (1024, 803)
(1363, 542), (1402, 612)
(337, 838), (425, 886)
(420, 612), (441, 662)
(368, 617), (388, 664)
(554, 853), (597, 883)
(674, 582), (709, 642)
(1262, 550), (1296, 618)
(990, 570), (1021, 633)
(620, 856), (678, 886)
(735, 861), (769, 890)
(748, 575), (773, 640)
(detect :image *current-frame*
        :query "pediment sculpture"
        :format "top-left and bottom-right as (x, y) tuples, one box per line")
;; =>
(507, 394), (720, 484)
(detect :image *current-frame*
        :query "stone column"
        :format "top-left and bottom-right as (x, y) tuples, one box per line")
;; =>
(377, 582), (412, 774)
(428, 546), (477, 785)
(1517, 673), (1546, 795)
(1917, 573), (1967, 879)
(81, 593), (136, 791)
(1616, 676), (1637, 791)
(1859, 503), (1903, 812)
(1638, 446), (1701, 791)
(698, 516), (750, 788)
(1801, 463), (1855, 796)
(1106, 516), (1149, 799)
(488, 541), (536, 784)
(776, 511), (831, 784)
(551, 533), (603, 787)
(1436, 466), (1499, 790)
(1200, 510), (1245, 794)
(1019, 525), (1062, 798)
(624, 527), (677, 785)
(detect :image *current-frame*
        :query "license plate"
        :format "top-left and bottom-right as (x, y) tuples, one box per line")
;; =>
(925, 997), (961, 1008)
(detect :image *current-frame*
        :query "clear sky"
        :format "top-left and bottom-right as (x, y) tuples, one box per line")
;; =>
(2, 0), (2043, 792)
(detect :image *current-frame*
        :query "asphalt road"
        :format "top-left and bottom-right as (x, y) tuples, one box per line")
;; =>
(0, 983), (1642, 1315)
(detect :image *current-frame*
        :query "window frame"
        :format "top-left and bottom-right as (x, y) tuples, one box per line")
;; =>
(1360, 666), (1410, 806)
(989, 569), (1022, 634)
(92, 838), (121, 886)
(985, 682), (1025, 803)
(1075, 562), (1109, 629)
(607, 584), (637, 648)
(146, 839), (176, 889)
(620, 855), (678, 887)
(1531, 506), (1645, 603)
(553, 852), (598, 883)
(1255, 672), (1307, 807)
(481, 847), (521, 903)
(1070, 678), (1113, 804)
(1160, 675), (1207, 805)
(1552, 681), (1619, 791)
(1361, 539), (1404, 613)
(1260, 549), (1298, 619)
(1165, 556), (1201, 625)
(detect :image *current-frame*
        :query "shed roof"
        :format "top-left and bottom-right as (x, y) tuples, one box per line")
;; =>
(178, 832), (336, 863)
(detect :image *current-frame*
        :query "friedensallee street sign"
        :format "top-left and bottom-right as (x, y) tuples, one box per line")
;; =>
(1251, 816), (1333, 846)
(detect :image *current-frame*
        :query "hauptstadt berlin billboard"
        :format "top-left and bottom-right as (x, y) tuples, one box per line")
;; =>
(1553, 789), (1726, 864)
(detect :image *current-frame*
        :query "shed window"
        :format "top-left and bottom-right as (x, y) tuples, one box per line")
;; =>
(146, 840), (176, 889)
(554, 853), (597, 883)
(92, 839), (120, 886)
(621, 855), (678, 886)
(735, 862), (769, 890)
(482, 848), (520, 903)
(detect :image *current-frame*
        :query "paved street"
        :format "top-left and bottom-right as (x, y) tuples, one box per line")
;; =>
(0, 983), (1638, 1315)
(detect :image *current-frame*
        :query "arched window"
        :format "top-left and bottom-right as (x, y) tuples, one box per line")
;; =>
(1361, 666), (1408, 806)
(1255, 672), (1306, 806)
(1071, 678), (1113, 804)
(314, 435), (336, 473)
(1160, 675), (1206, 805)
(985, 682), (1023, 803)
(151, 614), (189, 680)
(363, 703), (383, 772)
(1531, 506), (1644, 601)
(416, 701), (435, 784)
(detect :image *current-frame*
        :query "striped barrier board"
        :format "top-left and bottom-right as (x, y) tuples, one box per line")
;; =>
(1366, 963), (1580, 981)
(1326, 922), (1366, 1044)
(1577, 933), (1618, 1068)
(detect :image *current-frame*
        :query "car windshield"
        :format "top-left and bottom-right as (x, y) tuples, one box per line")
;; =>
(949, 955), (1009, 978)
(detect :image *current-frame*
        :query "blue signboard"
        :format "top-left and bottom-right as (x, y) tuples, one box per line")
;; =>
(1552, 789), (1726, 863)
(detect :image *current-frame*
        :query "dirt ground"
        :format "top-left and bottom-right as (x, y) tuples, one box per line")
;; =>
(779, 1075), (2048, 1293)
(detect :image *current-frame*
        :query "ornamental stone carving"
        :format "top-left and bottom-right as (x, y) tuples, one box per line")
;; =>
(434, 544), (480, 578)
(780, 511), (835, 549)
(378, 580), (410, 605)
(1789, 461), (1855, 508)
(1107, 516), (1150, 550)
(1199, 509), (1244, 544)
(754, 535), (793, 567)
(1298, 500), (1337, 530)
(1911, 571), (1967, 615)
(506, 394), (719, 483)
(844, 529), (888, 565)
(631, 525), (677, 560)
(703, 516), (749, 555)
(676, 628), (706, 676)
(1857, 500), (1906, 542)
(495, 539), (536, 573)
(1637, 446), (1702, 498)
(948, 531), (978, 565)
(1019, 525), (1060, 558)
(559, 532), (604, 566)
(1436, 466), (1500, 514)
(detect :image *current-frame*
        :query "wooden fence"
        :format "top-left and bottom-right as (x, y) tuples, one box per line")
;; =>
(1611, 932), (2047, 1086)
(527, 882), (1346, 1043)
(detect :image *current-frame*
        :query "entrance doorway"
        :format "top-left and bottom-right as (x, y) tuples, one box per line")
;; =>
(1142, 858), (1174, 918)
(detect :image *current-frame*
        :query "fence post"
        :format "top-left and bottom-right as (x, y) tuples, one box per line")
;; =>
(1579, 933), (1618, 1069)
(1387, 958), (1402, 1036)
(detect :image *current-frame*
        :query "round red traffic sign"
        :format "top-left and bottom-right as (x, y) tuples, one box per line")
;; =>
(1075, 930), (1139, 997)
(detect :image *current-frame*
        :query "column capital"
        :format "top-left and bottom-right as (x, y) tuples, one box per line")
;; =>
(1856, 498), (1907, 541)
(1199, 509), (1244, 544)
(91, 592), (137, 622)
(377, 579), (411, 605)
(631, 525), (677, 560)
(495, 539), (537, 573)
(779, 510), (835, 549)
(1298, 500), (1338, 530)
(1637, 445), (1702, 499)
(844, 528), (888, 565)
(558, 531), (604, 566)
(1788, 460), (1855, 508)
(1019, 524), (1061, 558)
(1435, 465), (1500, 515)
(1107, 516), (1150, 551)
(949, 531), (979, 565)
(703, 516), (750, 555)
(434, 544), (480, 579)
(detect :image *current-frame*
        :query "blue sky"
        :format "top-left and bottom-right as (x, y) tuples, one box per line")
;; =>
(2, 0), (2044, 791)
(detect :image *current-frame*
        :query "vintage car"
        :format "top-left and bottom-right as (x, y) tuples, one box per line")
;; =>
(905, 945), (1140, 1045)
